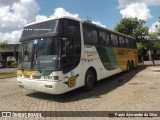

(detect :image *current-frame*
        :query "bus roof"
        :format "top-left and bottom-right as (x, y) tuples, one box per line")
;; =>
(25, 16), (81, 27)
(25, 16), (135, 40)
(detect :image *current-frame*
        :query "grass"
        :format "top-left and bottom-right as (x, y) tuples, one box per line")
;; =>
(0, 72), (17, 79)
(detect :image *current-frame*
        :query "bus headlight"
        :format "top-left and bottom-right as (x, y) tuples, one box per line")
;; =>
(44, 76), (52, 79)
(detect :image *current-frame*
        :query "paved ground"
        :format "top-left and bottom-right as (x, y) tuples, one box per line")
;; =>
(0, 66), (160, 120)
(139, 60), (160, 65)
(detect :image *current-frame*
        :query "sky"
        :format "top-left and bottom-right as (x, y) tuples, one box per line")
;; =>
(0, 0), (160, 44)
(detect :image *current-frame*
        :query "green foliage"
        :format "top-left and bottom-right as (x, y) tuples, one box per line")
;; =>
(0, 72), (17, 79)
(158, 28), (160, 36)
(0, 59), (5, 63)
(11, 61), (18, 68)
(86, 16), (92, 23)
(148, 32), (160, 50)
(6, 61), (17, 68)
(0, 41), (8, 47)
(114, 17), (149, 42)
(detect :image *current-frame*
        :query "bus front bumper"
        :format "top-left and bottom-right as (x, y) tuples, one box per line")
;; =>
(17, 78), (63, 94)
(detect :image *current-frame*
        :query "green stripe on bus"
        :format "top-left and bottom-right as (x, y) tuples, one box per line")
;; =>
(96, 46), (118, 70)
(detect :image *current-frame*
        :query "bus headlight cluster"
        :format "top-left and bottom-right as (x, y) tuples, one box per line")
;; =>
(44, 76), (54, 79)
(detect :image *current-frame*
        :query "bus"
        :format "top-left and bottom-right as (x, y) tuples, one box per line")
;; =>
(17, 16), (138, 94)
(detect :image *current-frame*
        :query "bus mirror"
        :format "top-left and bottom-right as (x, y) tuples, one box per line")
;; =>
(62, 38), (67, 57)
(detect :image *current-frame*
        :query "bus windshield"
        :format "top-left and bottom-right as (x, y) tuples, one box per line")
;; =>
(18, 37), (60, 70)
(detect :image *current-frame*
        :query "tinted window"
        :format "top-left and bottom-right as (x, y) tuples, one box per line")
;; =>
(111, 34), (118, 46)
(63, 19), (80, 36)
(130, 39), (136, 48)
(62, 20), (81, 73)
(119, 36), (125, 46)
(21, 20), (61, 38)
(62, 38), (74, 66)
(92, 29), (98, 43)
(83, 24), (98, 44)
(62, 36), (81, 73)
(83, 26), (92, 43)
(125, 38), (130, 47)
(99, 31), (110, 45)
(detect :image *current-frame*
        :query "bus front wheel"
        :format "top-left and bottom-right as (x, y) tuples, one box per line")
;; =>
(84, 69), (96, 91)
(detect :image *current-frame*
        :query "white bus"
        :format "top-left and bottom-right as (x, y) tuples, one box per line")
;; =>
(17, 16), (138, 94)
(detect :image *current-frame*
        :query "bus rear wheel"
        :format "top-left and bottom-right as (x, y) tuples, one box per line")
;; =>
(127, 61), (131, 72)
(131, 60), (134, 70)
(84, 69), (96, 91)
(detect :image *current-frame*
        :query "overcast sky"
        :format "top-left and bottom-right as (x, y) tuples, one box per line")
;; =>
(0, 0), (160, 44)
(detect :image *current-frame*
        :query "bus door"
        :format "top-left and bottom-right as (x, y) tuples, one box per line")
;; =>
(61, 37), (78, 88)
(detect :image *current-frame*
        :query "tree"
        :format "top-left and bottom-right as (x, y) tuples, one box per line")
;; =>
(0, 41), (8, 47)
(0, 41), (8, 55)
(114, 17), (149, 63)
(86, 16), (92, 23)
(148, 32), (160, 58)
(0, 41), (8, 67)
(114, 17), (149, 42)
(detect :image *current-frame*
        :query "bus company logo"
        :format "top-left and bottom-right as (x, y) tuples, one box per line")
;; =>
(85, 51), (97, 57)
(117, 49), (130, 55)
(64, 74), (79, 88)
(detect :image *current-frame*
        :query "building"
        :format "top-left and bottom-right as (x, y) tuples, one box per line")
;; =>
(0, 44), (19, 67)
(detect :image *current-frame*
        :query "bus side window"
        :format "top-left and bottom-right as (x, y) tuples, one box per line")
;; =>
(111, 34), (118, 46)
(130, 39), (136, 48)
(99, 31), (110, 45)
(92, 29), (98, 44)
(125, 38), (130, 47)
(63, 19), (80, 36)
(83, 26), (92, 43)
(83, 24), (98, 44)
(119, 36), (125, 47)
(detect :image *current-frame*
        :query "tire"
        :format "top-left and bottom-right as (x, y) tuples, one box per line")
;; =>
(127, 61), (130, 72)
(131, 61), (134, 70)
(84, 69), (96, 91)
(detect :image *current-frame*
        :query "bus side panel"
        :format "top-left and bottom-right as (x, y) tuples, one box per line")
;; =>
(61, 45), (123, 93)
(96, 46), (119, 70)
(84, 45), (122, 80)
(114, 48), (138, 71)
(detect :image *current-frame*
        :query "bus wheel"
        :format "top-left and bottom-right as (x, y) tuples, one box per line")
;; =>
(84, 69), (96, 91)
(127, 61), (131, 72)
(131, 60), (134, 70)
